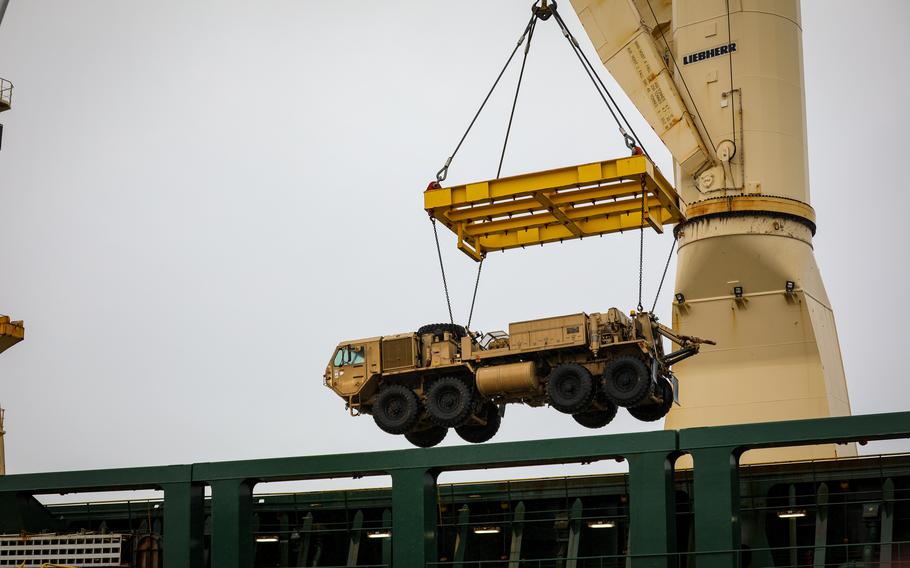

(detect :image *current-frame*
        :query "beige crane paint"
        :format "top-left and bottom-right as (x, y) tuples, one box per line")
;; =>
(571, 0), (854, 463)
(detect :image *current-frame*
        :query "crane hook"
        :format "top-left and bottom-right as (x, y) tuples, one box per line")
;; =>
(533, 0), (555, 20)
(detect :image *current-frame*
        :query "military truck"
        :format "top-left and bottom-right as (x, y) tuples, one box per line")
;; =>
(324, 309), (712, 447)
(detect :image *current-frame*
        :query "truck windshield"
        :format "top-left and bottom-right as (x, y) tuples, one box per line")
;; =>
(333, 346), (365, 366)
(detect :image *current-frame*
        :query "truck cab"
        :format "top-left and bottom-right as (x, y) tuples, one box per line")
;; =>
(325, 338), (379, 400)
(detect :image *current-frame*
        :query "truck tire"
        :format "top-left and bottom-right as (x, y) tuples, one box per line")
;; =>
(372, 385), (421, 435)
(455, 403), (501, 443)
(425, 376), (475, 427)
(601, 356), (652, 407)
(628, 379), (674, 422)
(404, 425), (448, 448)
(572, 399), (618, 429)
(417, 323), (467, 339)
(547, 363), (595, 414)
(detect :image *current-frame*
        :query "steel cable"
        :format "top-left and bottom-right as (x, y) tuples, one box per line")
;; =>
(650, 235), (678, 312)
(466, 259), (484, 331)
(434, 11), (544, 329)
(435, 2), (664, 325)
(431, 12), (540, 328)
(436, 14), (538, 183)
(468, 15), (538, 329)
(497, 16), (537, 178)
(551, 7), (651, 159)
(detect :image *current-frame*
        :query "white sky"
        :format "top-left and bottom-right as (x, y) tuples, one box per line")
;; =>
(1, 0), (908, 493)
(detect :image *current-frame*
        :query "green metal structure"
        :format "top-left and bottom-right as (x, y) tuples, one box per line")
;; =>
(1, 411), (908, 567)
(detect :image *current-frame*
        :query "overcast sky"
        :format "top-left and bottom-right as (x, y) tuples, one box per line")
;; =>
(1, 0), (908, 494)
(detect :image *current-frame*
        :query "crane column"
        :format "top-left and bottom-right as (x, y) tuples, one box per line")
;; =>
(572, 0), (853, 463)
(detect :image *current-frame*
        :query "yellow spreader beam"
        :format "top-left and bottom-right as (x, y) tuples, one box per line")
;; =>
(424, 154), (684, 261)
(0, 316), (25, 355)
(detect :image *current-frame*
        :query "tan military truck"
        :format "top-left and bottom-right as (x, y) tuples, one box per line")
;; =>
(324, 309), (712, 447)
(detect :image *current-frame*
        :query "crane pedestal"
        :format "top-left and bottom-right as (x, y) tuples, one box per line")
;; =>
(668, 213), (854, 465)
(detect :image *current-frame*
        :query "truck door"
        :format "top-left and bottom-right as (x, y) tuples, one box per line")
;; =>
(332, 344), (367, 395)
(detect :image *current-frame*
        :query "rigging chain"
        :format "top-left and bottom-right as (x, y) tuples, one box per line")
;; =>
(431, 7), (541, 330)
(435, 13), (538, 184)
(637, 177), (646, 312)
(431, 0), (669, 327)
(550, 5), (650, 158)
(553, 1), (675, 313)
(637, 178), (680, 315)
(430, 217), (454, 325)
(468, 2), (539, 328)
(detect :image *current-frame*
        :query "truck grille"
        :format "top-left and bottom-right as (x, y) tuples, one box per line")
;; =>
(382, 337), (415, 371)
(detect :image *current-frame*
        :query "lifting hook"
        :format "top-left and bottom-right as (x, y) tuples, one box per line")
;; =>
(533, 0), (555, 21)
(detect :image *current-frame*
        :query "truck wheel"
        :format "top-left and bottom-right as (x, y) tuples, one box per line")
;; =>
(372, 385), (421, 435)
(628, 379), (674, 422)
(425, 376), (475, 427)
(572, 400), (618, 429)
(546, 363), (595, 414)
(601, 356), (652, 407)
(417, 323), (467, 339)
(455, 403), (501, 443)
(404, 425), (448, 448)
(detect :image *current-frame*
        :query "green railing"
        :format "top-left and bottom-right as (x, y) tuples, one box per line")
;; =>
(426, 539), (910, 568)
(0, 411), (908, 567)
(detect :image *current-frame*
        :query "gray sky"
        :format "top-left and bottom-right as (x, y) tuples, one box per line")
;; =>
(1, 0), (908, 491)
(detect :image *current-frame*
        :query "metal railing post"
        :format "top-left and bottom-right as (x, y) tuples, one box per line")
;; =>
(566, 497), (583, 568)
(382, 508), (393, 567)
(210, 478), (254, 568)
(627, 451), (676, 568)
(454, 504), (470, 567)
(508, 501), (525, 567)
(690, 447), (739, 568)
(161, 481), (204, 568)
(391, 467), (438, 567)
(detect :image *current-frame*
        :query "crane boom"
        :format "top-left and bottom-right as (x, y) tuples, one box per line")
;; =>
(570, 0), (712, 175)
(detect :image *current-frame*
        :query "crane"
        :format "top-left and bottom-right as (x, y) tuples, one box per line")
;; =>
(568, 0), (853, 463)
(429, 0), (851, 462)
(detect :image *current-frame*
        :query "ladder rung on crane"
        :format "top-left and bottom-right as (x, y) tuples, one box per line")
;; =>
(425, 154), (684, 261)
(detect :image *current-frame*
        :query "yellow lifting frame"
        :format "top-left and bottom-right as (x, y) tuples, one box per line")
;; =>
(424, 154), (684, 261)
(0, 315), (24, 355)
